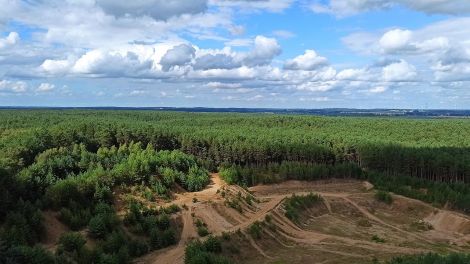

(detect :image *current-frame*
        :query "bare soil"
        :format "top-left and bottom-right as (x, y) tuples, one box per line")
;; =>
(129, 174), (470, 263)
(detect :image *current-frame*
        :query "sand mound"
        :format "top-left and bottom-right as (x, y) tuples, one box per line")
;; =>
(425, 211), (470, 234)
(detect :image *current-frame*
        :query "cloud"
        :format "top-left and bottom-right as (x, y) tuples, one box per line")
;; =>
(0, 32), (19, 49)
(228, 25), (245, 36)
(129, 89), (148, 96)
(272, 30), (295, 39)
(242, 36), (281, 66)
(72, 49), (155, 77)
(210, 0), (295, 12)
(189, 66), (257, 80)
(95, 0), (208, 20)
(310, 0), (390, 17)
(378, 28), (451, 55)
(401, 0), (470, 15)
(36, 83), (55, 92)
(369, 86), (388, 93)
(342, 17), (470, 84)
(310, 0), (470, 17)
(206, 82), (242, 89)
(0, 0), (232, 49)
(336, 68), (369, 81)
(40, 58), (75, 75)
(299, 96), (330, 102)
(225, 38), (253, 47)
(382, 60), (417, 81)
(0, 80), (27, 93)
(193, 54), (241, 70)
(432, 48), (470, 81)
(284, 50), (328, 71)
(379, 29), (413, 53)
(35, 35), (282, 81)
(160, 44), (196, 72)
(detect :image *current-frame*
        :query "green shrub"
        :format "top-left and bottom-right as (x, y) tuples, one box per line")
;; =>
(248, 221), (262, 239)
(221, 232), (231, 241)
(185, 166), (210, 192)
(149, 228), (176, 249)
(203, 236), (222, 253)
(197, 226), (209, 237)
(59, 207), (92, 230)
(4, 245), (56, 264)
(1, 201), (45, 246)
(185, 239), (232, 264)
(128, 239), (149, 257)
(58, 232), (86, 252)
(375, 190), (393, 205)
(284, 193), (322, 222)
(371, 235), (386, 243)
(88, 216), (108, 239)
(219, 167), (238, 185)
(102, 231), (127, 254)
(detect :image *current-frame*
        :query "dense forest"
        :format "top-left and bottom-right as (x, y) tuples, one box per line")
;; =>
(0, 110), (469, 263)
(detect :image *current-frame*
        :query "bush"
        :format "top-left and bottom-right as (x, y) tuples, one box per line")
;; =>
(4, 245), (56, 264)
(225, 199), (242, 213)
(284, 193), (322, 222)
(219, 167), (238, 185)
(88, 216), (108, 239)
(197, 226), (209, 237)
(160, 168), (179, 187)
(149, 228), (176, 249)
(59, 207), (92, 230)
(185, 166), (210, 192)
(204, 236), (222, 253)
(1, 200), (45, 246)
(371, 235), (386, 243)
(375, 190), (393, 205)
(88, 203), (119, 239)
(248, 221), (262, 239)
(185, 239), (232, 264)
(221, 232), (231, 241)
(102, 231), (127, 254)
(162, 204), (180, 214)
(58, 232), (86, 252)
(128, 239), (149, 257)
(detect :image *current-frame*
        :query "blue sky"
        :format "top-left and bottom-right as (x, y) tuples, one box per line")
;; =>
(0, 0), (469, 109)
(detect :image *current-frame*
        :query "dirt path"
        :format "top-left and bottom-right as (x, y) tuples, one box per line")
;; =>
(41, 211), (69, 251)
(138, 208), (196, 264)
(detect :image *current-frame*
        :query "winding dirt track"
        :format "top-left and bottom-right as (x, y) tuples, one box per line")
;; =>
(136, 174), (470, 264)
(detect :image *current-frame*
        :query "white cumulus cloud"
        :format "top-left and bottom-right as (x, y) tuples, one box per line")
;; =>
(0, 80), (27, 93)
(36, 83), (55, 92)
(379, 29), (413, 53)
(0, 32), (20, 49)
(284, 50), (328, 71)
(382, 60), (417, 81)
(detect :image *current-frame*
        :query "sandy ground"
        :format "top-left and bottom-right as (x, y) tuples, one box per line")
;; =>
(41, 211), (69, 251)
(134, 174), (470, 264)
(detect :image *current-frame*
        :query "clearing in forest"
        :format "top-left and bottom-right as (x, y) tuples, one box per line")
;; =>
(122, 174), (470, 264)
